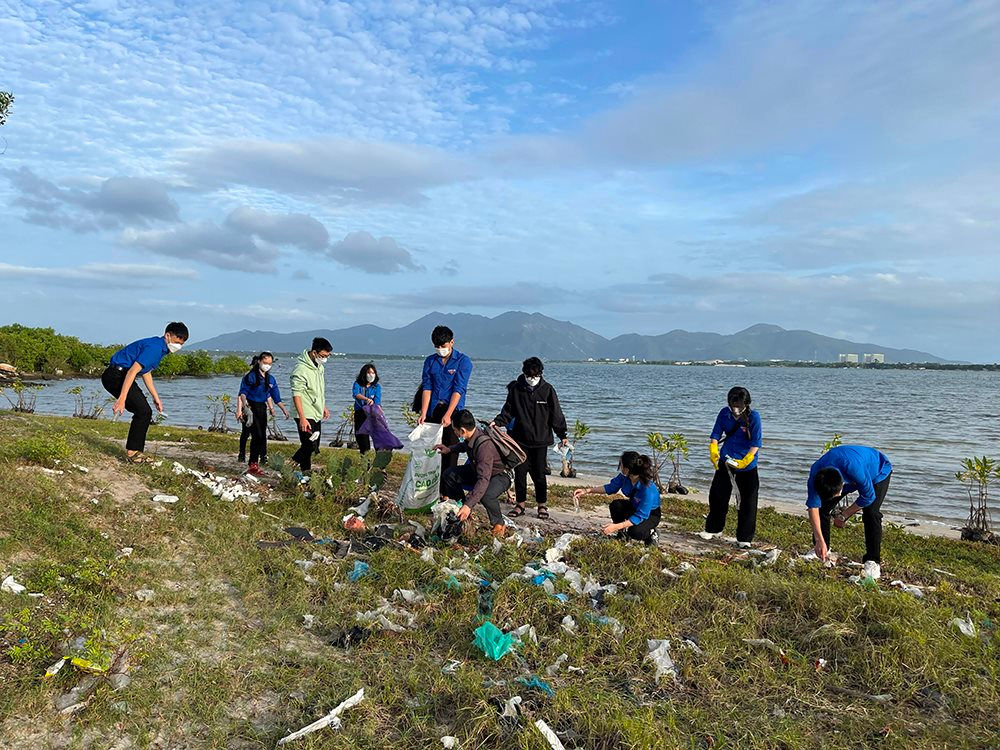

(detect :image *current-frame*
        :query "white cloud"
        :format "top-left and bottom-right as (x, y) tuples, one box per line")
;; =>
(224, 206), (329, 251)
(327, 231), (423, 274)
(0, 262), (197, 288)
(121, 223), (278, 272)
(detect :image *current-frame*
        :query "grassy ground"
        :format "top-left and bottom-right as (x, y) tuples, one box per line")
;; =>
(1, 412), (998, 749)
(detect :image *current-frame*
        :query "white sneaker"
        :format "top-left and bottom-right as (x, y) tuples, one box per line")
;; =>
(697, 531), (720, 541)
(737, 541), (752, 549)
(862, 561), (881, 580)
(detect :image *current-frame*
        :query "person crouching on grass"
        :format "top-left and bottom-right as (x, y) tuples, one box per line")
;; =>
(102, 321), (188, 464)
(574, 453), (661, 545)
(807, 444), (892, 580)
(435, 409), (511, 539)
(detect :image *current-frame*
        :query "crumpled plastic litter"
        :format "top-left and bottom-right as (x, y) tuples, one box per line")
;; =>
(356, 598), (417, 632)
(431, 500), (465, 541)
(477, 581), (496, 619)
(442, 565), (482, 583)
(760, 548), (781, 566)
(473, 621), (515, 661)
(276, 687), (365, 745)
(440, 737), (459, 749)
(511, 623), (538, 645)
(585, 613), (624, 638)
(348, 561), (370, 582)
(350, 495), (372, 517)
(951, 612), (977, 638)
(646, 639), (678, 683)
(661, 568), (680, 580)
(743, 638), (791, 665)
(394, 589), (426, 605)
(444, 575), (462, 591)
(677, 561), (695, 573)
(151, 494), (179, 504)
(302, 614), (316, 629)
(500, 695), (523, 719)
(171, 461), (262, 503)
(343, 514), (366, 532)
(134, 588), (155, 602)
(442, 659), (462, 674)
(420, 547), (435, 563)
(815, 658), (827, 671)
(1, 575), (27, 595)
(517, 675), (555, 697)
(890, 580), (924, 598)
(534, 718), (566, 749)
(560, 615), (577, 634)
(544, 533), (579, 563)
(492, 538), (504, 553)
(545, 653), (569, 676)
(680, 637), (702, 654)
(328, 626), (370, 649)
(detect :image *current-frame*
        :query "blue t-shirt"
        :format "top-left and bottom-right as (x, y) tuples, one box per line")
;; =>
(627, 480), (661, 525)
(604, 472), (635, 497)
(807, 445), (892, 509)
(421, 349), (473, 411)
(710, 407), (763, 471)
(110, 336), (169, 375)
(239, 371), (282, 404)
(352, 382), (382, 410)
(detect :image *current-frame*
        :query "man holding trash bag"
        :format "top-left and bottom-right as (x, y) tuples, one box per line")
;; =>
(417, 325), (473, 483)
(435, 410), (510, 538)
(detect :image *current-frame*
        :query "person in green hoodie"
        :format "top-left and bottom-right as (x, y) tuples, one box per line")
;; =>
(290, 337), (332, 473)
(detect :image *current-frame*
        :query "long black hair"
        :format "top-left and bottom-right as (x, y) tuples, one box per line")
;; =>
(619, 450), (640, 475)
(356, 362), (379, 387)
(727, 386), (752, 433)
(629, 454), (657, 486)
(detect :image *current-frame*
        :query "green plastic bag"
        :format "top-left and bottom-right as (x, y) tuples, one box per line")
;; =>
(473, 621), (514, 661)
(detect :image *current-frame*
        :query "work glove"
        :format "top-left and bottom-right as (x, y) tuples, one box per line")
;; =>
(709, 441), (720, 470)
(726, 452), (755, 470)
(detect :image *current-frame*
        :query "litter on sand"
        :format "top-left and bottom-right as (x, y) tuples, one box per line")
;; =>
(534, 719), (566, 749)
(348, 561), (370, 582)
(517, 675), (555, 697)
(151, 494), (179, 504)
(276, 687), (365, 745)
(646, 639), (678, 683)
(951, 612), (977, 638)
(473, 621), (515, 661)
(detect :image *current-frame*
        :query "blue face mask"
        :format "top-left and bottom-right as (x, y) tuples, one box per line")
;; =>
(457, 436), (467, 443)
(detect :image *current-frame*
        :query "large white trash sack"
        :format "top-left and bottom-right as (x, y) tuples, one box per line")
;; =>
(395, 423), (444, 511)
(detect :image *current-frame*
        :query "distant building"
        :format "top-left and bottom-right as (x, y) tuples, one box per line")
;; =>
(838, 353), (859, 363)
(863, 353), (885, 364)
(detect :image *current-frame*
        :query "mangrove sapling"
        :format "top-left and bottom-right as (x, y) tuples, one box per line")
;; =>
(329, 408), (354, 448)
(822, 433), (844, 453)
(956, 456), (999, 544)
(0, 380), (42, 413)
(67, 385), (110, 420)
(267, 411), (288, 441)
(205, 393), (233, 433)
(666, 433), (689, 494)
(561, 420), (590, 478)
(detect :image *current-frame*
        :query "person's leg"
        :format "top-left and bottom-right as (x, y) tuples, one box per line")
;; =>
(861, 474), (891, 564)
(479, 473), (511, 526)
(441, 463), (476, 501)
(734, 469), (760, 543)
(704, 468), (732, 533)
(239, 422), (250, 461)
(609, 498), (633, 523)
(292, 420), (318, 471)
(626, 507), (661, 542)
(527, 446), (548, 506)
(248, 402), (268, 465)
(354, 409), (370, 454)
(512, 460), (529, 507)
(123, 380), (153, 453)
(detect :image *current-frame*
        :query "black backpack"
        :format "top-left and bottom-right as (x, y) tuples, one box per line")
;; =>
(475, 420), (527, 471)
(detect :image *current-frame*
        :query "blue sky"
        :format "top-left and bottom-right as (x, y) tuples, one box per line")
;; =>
(1, 0), (998, 360)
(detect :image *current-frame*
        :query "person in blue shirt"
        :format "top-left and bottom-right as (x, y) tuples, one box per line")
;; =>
(352, 363), (382, 454)
(807, 444), (893, 579)
(574, 451), (660, 544)
(236, 352), (289, 476)
(101, 322), (188, 463)
(417, 325), (473, 481)
(703, 386), (762, 546)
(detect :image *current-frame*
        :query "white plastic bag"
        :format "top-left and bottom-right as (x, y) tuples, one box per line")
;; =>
(395, 423), (444, 511)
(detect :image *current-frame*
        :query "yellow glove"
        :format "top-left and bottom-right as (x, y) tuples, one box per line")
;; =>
(709, 441), (720, 470)
(726, 452), (756, 470)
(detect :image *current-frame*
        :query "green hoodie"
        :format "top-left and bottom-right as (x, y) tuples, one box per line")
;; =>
(290, 350), (326, 421)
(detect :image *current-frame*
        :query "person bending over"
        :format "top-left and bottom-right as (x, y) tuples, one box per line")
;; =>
(436, 409), (511, 539)
(102, 321), (188, 463)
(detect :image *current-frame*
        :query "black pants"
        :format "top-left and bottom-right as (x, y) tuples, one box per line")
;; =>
(292, 419), (321, 471)
(609, 499), (661, 542)
(247, 400), (269, 465)
(354, 408), (370, 453)
(705, 466), (759, 542)
(514, 444), (548, 506)
(441, 462), (510, 526)
(427, 402), (459, 487)
(819, 473), (891, 564)
(239, 421), (251, 459)
(101, 366), (152, 453)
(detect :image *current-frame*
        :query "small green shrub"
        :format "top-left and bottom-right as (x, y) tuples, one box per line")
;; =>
(1, 433), (71, 466)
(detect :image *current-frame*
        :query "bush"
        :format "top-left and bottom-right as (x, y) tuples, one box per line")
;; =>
(1, 433), (71, 467)
(0, 324), (120, 375)
(213, 355), (248, 375)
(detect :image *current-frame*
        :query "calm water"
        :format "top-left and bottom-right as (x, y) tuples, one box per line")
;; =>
(31, 358), (998, 524)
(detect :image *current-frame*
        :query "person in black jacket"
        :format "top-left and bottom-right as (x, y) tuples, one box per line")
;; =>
(493, 357), (568, 520)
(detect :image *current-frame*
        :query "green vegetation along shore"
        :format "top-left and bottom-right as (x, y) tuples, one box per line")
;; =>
(1, 412), (997, 748)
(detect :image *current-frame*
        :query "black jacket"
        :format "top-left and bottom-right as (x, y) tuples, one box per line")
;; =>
(494, 375), (568, 448)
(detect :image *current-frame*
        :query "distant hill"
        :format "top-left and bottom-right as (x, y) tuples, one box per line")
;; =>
(191, 313), (945, 363)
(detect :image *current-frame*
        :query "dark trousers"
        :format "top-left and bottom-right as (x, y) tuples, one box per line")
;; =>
(247, 401), (269, 465)
(239, 422), (251, 459)
(514, 445), (548, 506)
(441, 462), (510, 526)
(101, 366), (152, 453)
(705, 467), (759, 542)
(354, 408), (370, 453)
(292, 419), (321, 471)
(819, 473), (891, 564)
(610, 499), (661, 542)
(427, 402), (459, 486)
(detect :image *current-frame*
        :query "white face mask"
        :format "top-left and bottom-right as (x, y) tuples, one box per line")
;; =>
(436, 346), (451, 358)
(167, 341), (183, 353)
(525, 376), (541, 387)
(316, 354), (329, 365)
(259, 363), (272, 373)
(366, 373), (375, 383)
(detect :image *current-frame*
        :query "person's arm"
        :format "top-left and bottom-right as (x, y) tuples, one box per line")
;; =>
(442, 391), (461, 428)
(443, 356), (472, 427)
(574, 482), (613, 500)
(809, 507), (828, 559)
(292, 395), (311, 432)
(353, 382), (367, 404)
(372, 384), (381, 406)
(236, 393), (247, 420)
(493, 387), (513, 428)
(729, 412), (763, 469)
(549, 387), (568, 444)
(141, 371), (163, 413)
(709, 409), (725, 468)
(112, 361), (144, 415)
(727, 446), (759, 469)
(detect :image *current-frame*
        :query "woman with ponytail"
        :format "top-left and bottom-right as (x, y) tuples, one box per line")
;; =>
(704, 386), (762, 546)
(236, 352), (290, 476)
(575, 452), (661, 545)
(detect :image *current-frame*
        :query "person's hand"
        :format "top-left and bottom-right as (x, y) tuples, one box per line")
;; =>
(417, 413), (426, 425)
(814, 538), (829, 561)
(560, 438), (569, 447)
(730, 453), (755, 470)
(323, 407), (330, 420)
(113, 398), (126, 416)
(573, 488), (587, 500)
(456, 505), (472, 522)
(153, 396), (164, 413)
(434, 444), (450, 455)
(833, 513), (847, 529)
(281, 408), (290, 419)
(299, 418), (312, 434)
(441, 412), (452, 428)
(709, 441), (720, 470)
(601, 523), (619, 536)
(366, 397), (374, 405)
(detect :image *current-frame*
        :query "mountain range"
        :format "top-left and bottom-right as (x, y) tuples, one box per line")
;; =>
(190, 312), (944, 363)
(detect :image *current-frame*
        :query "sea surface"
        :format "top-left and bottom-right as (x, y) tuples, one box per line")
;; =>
(29, 357), (998, 524)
